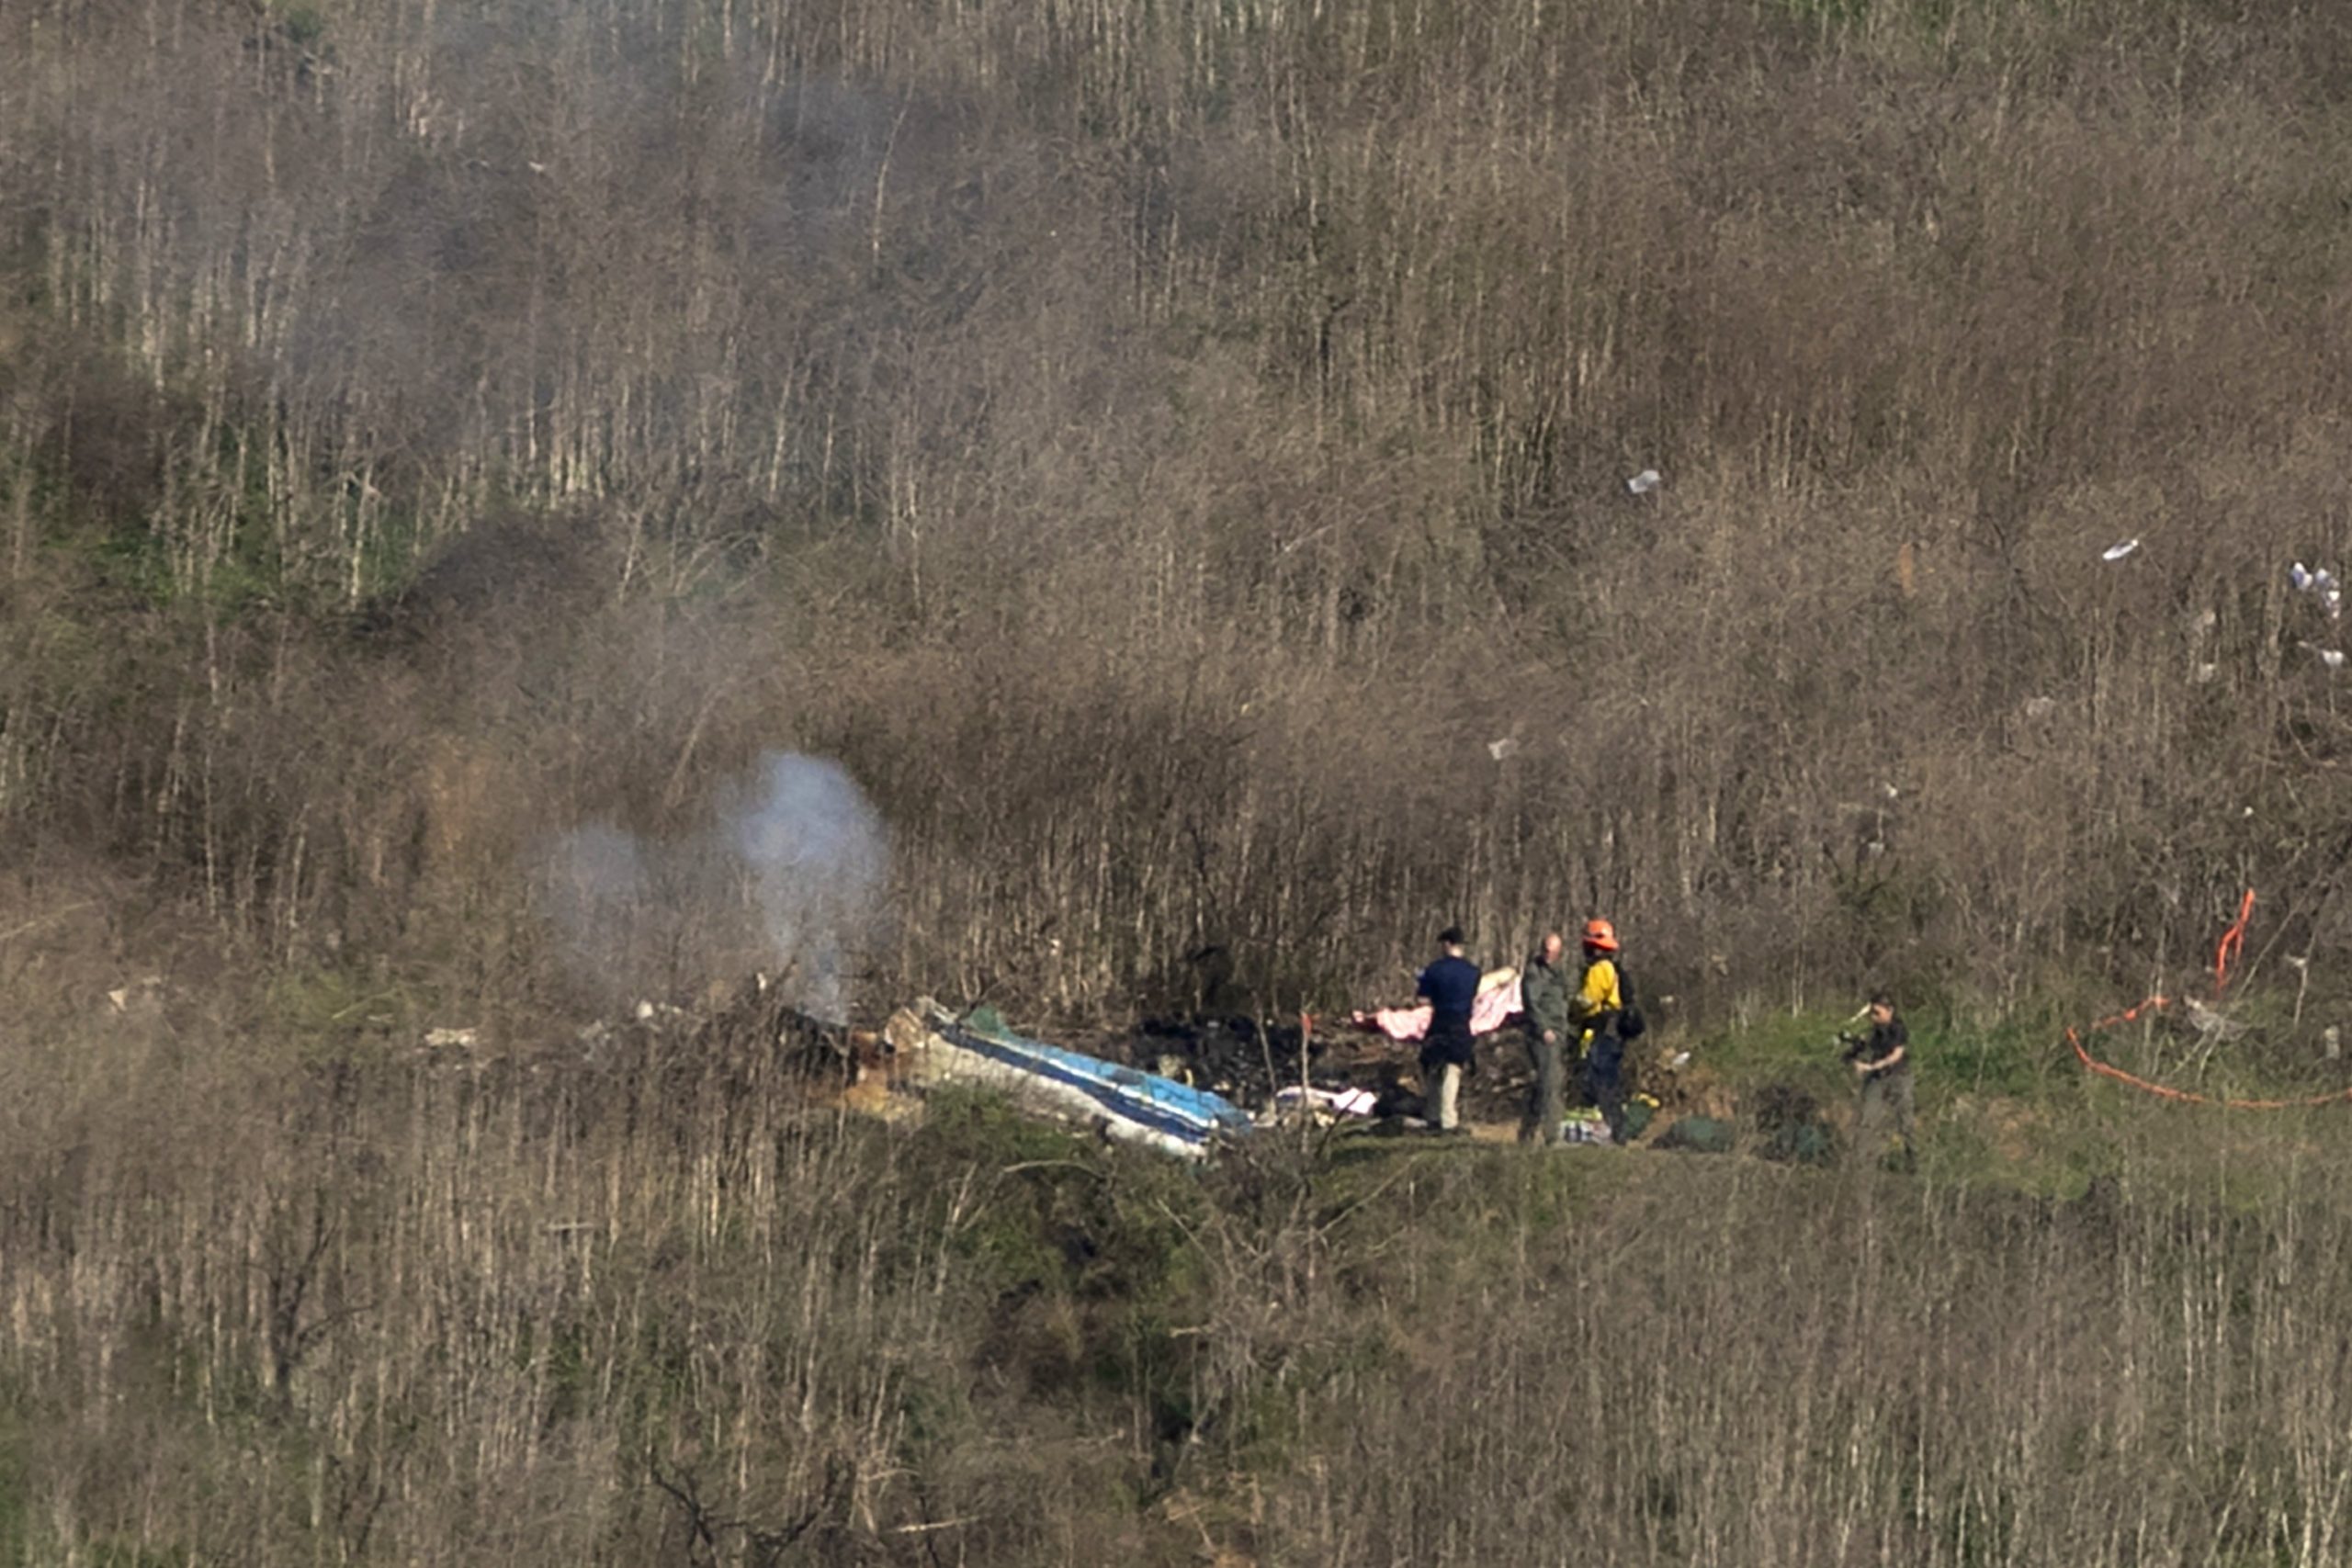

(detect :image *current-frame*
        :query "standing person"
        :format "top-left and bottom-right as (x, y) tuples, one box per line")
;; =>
(1417, 927), (1480, 1133)
(1845, 993), (1915, 1168)
(1519, 931), (1572, 1145)
(1569, 919), (1628, 1144)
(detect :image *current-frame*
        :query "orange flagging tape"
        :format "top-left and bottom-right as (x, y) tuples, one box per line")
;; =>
(2213, 887), (2256, 995)
(2068, 1010), (2352, 1109)
(2066, 889), (2352, 1109)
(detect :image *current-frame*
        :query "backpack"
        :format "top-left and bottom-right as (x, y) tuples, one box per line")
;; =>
(1613, 962), (1647, 1041)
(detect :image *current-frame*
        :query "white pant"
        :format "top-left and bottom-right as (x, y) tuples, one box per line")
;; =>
(1430, 1062), (1462, 1131)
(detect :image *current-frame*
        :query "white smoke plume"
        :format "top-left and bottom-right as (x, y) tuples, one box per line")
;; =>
(725, 753), (890, 1022)
(541, 751), (890, 1023)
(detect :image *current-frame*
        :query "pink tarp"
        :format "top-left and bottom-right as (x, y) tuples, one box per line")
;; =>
(1351, 975), (1522, 1043)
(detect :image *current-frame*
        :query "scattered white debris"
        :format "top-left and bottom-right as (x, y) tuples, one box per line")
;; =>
(2194, 662), (2218, 683)
(1487, 737), (1520, 761)
(2327, 1026), (2343, 1061)
(2183, 996), (2247, 1041)
(1626, 468), (1661, 496)
(1667, 1050), (1691, 1070)
(2291, 563), (2345, 619)
(2300, 641), (2346, 670)
(1270, 1085), (1378, 1121)
(423, 1027), (480, 1049)
(105, 976), (164, 1017)
(2102, 538), (2141, 562)
(2024, 695), (2059, 719)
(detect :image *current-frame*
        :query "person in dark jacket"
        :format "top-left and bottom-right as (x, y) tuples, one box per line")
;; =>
(1518, 931), (1571, 1145)
(1417, 927), (1480, 1132)
(1846, 993), (1915, 1168)
(1569, 919), (1628, 1144)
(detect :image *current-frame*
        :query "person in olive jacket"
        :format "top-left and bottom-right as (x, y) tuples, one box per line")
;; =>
(1518, 931), (1572, 1145)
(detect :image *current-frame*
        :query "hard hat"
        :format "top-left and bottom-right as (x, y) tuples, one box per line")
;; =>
(1581, 919), (1619, 952)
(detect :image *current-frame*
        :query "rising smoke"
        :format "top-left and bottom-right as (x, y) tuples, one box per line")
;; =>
(725, 752), (890, 1022)
(541, 752), (890, 1022)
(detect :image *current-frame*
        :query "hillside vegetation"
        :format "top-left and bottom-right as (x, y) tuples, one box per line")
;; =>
(6, 0), (2350, 1021)
(6, 0), (2352, 1562)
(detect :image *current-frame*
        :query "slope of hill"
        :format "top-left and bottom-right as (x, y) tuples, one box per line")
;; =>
(6, 0), (2352, 1559)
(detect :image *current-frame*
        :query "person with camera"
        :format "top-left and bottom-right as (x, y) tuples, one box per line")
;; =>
(1842, 993), (1915, 1168)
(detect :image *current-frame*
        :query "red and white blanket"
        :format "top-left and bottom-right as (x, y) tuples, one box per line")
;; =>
(1351, 968), (1522, 1043)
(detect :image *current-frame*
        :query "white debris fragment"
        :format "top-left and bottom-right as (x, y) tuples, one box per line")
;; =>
(1487, 737), (1521, 761)
(1270, 1085), (1378, 1120)
(2299, 641), (2346, 670)
(106, 976), (164, 1018)
(1626, 468), (1661, 496)
(2295, 564), (2346, 618)
(2183, 996), (2246, 1041)
(423, 1027), (480, 1049)
(2193, 662), (2218, 684)
(2023, 695), (2059, 719)
(2102, 538), (2141, 562)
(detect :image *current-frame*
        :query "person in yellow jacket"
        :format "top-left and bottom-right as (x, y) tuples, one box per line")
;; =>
(1569, 919), (1629, 1144)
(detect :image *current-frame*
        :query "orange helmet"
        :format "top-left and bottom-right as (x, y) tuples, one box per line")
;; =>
(1581, 919), (1620, 953)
